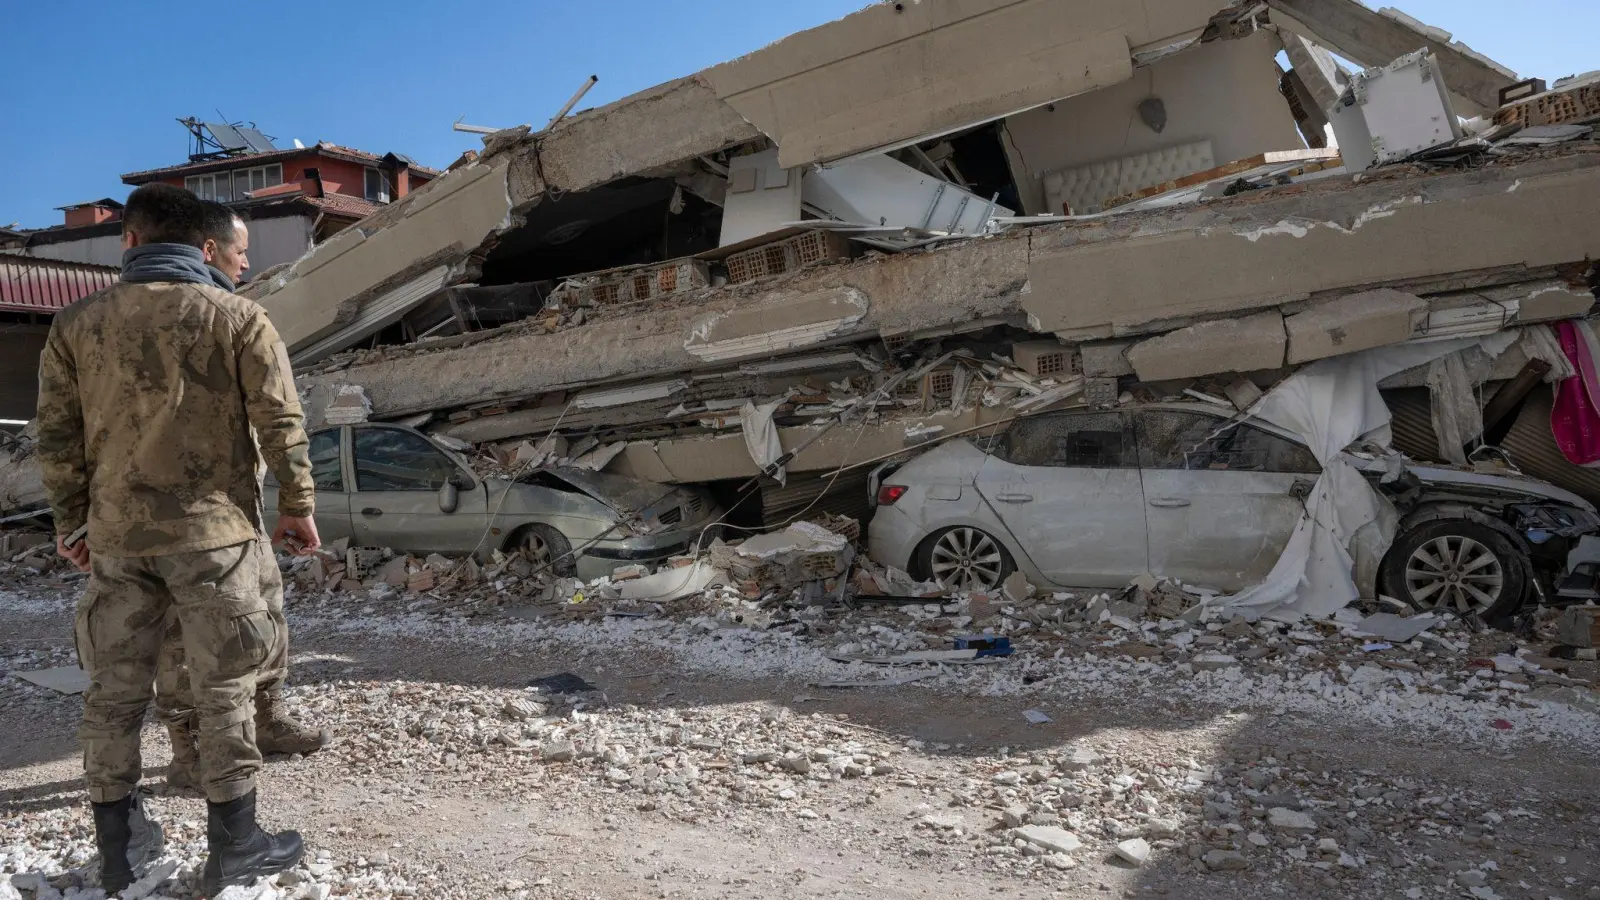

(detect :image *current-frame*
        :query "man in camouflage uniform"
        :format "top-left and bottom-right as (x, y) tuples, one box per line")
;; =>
(38, 183), (320, 895)
(154, 202), (330, 795)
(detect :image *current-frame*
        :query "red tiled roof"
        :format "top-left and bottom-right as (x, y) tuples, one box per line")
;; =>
(303, 193), (387, 219)
(0, 255), (119, 313)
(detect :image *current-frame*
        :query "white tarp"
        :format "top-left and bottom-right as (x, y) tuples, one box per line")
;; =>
(741, 397), (788, 486)
(1222, 331), (1519, 621)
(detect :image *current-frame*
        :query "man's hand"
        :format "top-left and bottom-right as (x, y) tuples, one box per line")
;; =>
(56, 534), (90, 572)
(272, 515), (321, 556)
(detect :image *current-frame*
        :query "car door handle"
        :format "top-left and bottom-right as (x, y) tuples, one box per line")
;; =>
(1148, 498), (1191, 508)
(361, 507), (383, 517)
(996, 493), (1034, 503)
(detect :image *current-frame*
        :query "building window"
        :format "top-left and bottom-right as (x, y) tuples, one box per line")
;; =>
(238, 164), (283, 197)
(364, 167), (390, 203)
(185, 173), (231, 202)
(188, 164), (281, 202)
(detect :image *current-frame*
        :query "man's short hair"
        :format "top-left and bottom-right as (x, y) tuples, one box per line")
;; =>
(200, 201), (248, 248)
(123, 183), (207, 247)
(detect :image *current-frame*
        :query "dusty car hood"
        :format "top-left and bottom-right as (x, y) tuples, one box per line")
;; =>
(1404, 464), (1595, 510)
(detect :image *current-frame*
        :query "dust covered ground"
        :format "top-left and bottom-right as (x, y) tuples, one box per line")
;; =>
(3, 568), (1600, 900)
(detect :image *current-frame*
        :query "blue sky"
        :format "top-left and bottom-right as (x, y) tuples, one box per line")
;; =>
(1, 0), (1595, 230)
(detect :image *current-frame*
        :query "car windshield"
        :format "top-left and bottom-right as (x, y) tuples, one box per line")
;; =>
(353, 428), (459, 491)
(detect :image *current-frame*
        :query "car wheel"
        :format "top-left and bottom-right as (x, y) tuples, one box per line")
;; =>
(518, 524), (576, 578)
(913, 526), (1015, 592)
(1381, 519), (1526, 619)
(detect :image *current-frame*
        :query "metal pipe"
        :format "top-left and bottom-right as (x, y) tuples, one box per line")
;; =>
(452, 119), (503, 135)
(547, 75), (599, 130)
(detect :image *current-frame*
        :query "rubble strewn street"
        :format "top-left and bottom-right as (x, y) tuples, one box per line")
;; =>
(5, 545), (1599, 899)
(7, 0), (1600, 897)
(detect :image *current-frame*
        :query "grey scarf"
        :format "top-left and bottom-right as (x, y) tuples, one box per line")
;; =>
(120, 243), (235, 292)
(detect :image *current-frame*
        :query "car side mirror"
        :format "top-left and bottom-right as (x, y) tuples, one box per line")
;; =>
(438, 481), (459, 514)
(449, 471), (475, 490)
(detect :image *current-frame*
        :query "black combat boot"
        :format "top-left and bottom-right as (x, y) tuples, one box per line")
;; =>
(201, 790), (304, 893)
(90, 795), (135, 894)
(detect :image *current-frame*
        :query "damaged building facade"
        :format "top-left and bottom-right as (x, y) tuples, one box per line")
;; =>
(19, 0), (1600, 620)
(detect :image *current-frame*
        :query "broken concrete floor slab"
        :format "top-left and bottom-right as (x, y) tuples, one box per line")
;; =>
(1265, 0), (1516, 117)
(1285, 288), (1428, 364)
(298, 232), (1029, 419)
(253, 160), (515, 353)
(1127, 312), (1286, 381)
(1025, 151), (1600, 338)
(1518, 283), (1596, 323)
(699, 0), (1234, 169)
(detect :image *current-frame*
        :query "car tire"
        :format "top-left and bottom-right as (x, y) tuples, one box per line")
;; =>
(1380, 519), (1526, 620)
(912, 525), (1016, 593)
(518, 524), (577, 578)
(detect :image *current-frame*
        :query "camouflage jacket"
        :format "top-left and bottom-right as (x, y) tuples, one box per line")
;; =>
(36, 280), (315, 557)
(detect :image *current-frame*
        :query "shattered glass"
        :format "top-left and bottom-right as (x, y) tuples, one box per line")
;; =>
(353, 427), (460, 491)
(996, 412), (1133, 468)
(1134, 410), (1320, 474)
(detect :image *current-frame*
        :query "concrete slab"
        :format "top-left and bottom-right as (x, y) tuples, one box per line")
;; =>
(685, 288), (869, 362)
(1519, 283), (1596, 323)
(1278, 30), (1345, 114)
(1079, 340), (1135, 377)
(1025, 152), (1600, 337)
(1285, 288), (1428, 364)
(1266, 0), (1516, 117)
(609, 408), (1017, 484)
(297, 231), (1030, 419)
(256, 161), (513, 352)
(702, 0), (1228, 167)
(530, 76), (760, 199)
(1127, 312), (1287, 381)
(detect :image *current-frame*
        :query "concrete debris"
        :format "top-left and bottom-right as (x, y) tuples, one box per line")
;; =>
(1268, 807), (1318, 832)
(321, 384), (372, 426)
(1014, 825), (1082, 856)
(1556, 606), (1599, 649)
(215, 1), (1595, 554)
(1114, 837), (1152, 866)
(1284, 289), (1429, 364)
(1354, 612), (1440, 643)
(5, 512), (1600, 896)
(7, 34), (1595, 881)
(1127, 313), (1288, 382)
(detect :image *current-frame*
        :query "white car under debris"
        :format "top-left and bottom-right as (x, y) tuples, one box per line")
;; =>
(868, 403), (1600, 620)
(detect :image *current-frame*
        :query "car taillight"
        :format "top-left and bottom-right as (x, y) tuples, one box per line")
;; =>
(877, 484), (909, 506)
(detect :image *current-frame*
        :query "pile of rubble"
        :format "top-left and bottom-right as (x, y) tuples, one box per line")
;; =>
(1, 807), (421, 900)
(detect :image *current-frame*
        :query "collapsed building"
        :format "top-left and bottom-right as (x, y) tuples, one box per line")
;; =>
(247, 0), (1600, 527)
(6, 0), (1600, 620)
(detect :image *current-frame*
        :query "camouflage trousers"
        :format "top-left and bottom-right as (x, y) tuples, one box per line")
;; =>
(153, 542), (288, 728)
(76, 540), (276, 804)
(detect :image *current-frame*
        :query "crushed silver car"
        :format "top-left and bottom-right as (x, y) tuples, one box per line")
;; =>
(266, 423), (721, 580)
(868, 403), (1600, 619)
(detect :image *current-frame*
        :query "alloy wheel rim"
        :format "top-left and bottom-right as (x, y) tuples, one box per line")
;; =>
(524, 533), (552, 567)
(930, 528), (1004, 591)
(1404, 535), (1504, 614)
